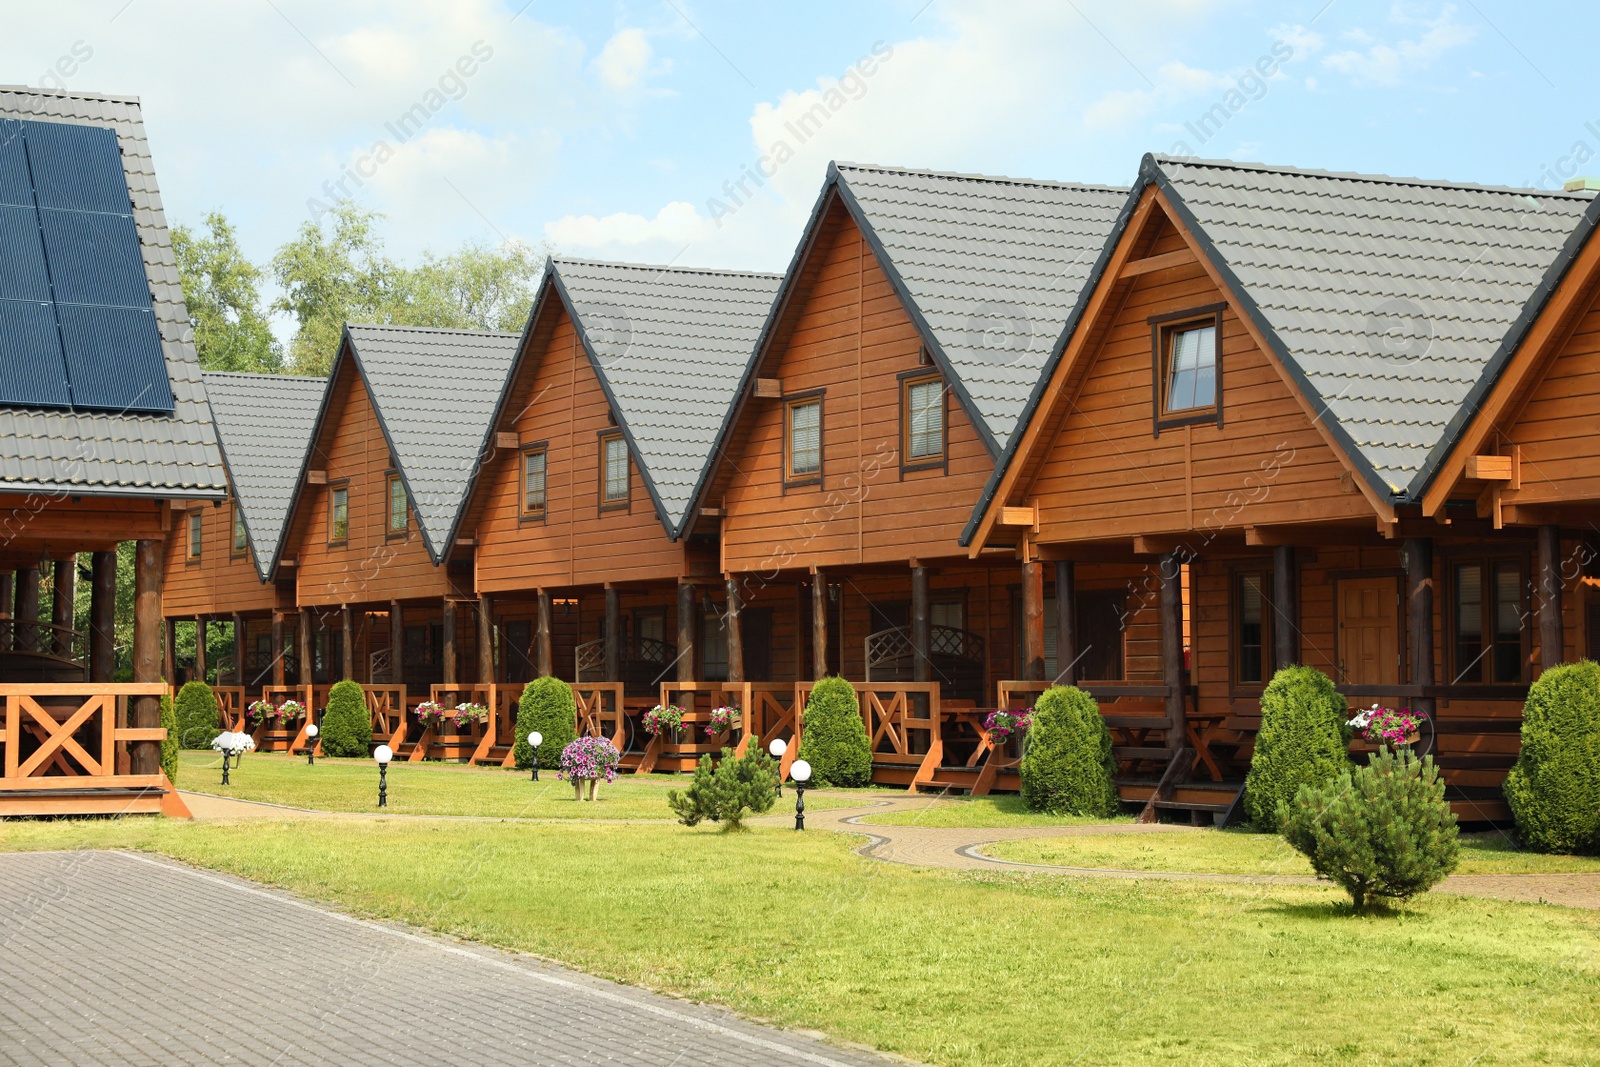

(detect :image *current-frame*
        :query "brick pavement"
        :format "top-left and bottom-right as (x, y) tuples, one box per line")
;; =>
(0, 850), (901, 1067)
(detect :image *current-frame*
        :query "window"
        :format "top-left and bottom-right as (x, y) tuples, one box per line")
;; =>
(385, 473), (407, 536)
(521, 446), (547, 517)
(700, 604), (730, 682)
(230, 505), (247, 558)
(186, 509), (203, 561)
(1150, 304), (1225, 431)
(1453, 558), (1527, 684)
(329, 484), (349, 544)
(902, 374), (945, 467)
(600, 432), (628, 508)
(1234, 571), (1273, 687)
(785, 395), (822, 484)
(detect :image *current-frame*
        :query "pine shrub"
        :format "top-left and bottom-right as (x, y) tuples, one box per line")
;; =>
(515, 676), (576, 770)
(1283, 746), (1460, 910)
(1019, 685), (1120, 817)
(173, 680), (221, 750)
(1504, 660), (1600, 854)
(319, 679), (372, 758)
(798, 676), (871, 788)
(1244, 665), (1352, 830)
(160, 692), (179, 785)
(667, 745), (779, 830)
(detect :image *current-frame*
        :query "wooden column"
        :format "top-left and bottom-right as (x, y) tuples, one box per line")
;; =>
(90, 550), (115, 682)
(298, 608), (313, 685)
(1160, 551), (1185, 747)
(131, 539), (163, 775)
(535, 590), (552, 677)
(389, 600), (404, 684)
(231, 612), (244, 685)
(162, 618), (176, 686)
(14, 565), (39, 652)
(1538, 524), (1564, 672)
(604, 586), (621, 681)
(725, 577), (744, 683)
(0, 571), (12, 651)
(271, 610), (286, 686)
(51, 558), (74, 656)
(1021, 560), (1045, 682)
(1404, 538), (1435, 717)
(1272, 545), (1300, 671)
(677, 581), (696, 682)
(195, 617), (207, 683)
(442, 598), (458, 686)
(478, 595), (494, 684)
(341, 604), (354, 680)
(911, 565), (931, 683)
(1054, 561), (1076, 686)
(811, 570), (828, 681)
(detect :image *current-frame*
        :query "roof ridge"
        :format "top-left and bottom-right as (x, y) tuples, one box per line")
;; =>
(1152, 153), (1595, 200)
(202, 371), (326, 384)
(345, 322), (520, 339)
(554, 257), (782, 281)
(0, 87), (141, 106)
(833, 160), (1125, 195)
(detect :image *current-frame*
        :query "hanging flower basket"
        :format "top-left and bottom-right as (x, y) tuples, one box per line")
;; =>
(642, 703), (684, 738)
(414, 701), (448, 729)
(450, 702), (490, 730)
(1347, 704), (1427, 748)
(704, 705), (740, 737)
(246, 699), (302, 726)
(983, 707), (1032, 747)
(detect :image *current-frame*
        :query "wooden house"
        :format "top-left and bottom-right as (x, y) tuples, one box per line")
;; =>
(966, 155), (1599, 821)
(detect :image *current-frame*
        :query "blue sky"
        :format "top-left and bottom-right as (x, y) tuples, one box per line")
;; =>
(8, 0), (1599, 325)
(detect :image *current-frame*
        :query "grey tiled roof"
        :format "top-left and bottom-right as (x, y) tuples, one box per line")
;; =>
(0, 89), (225, 496)
(833, 163), (1128, 453)
(552, 259), (782, 536)
(344, 324), (519, 560)
(1151, 155), (1597, 498)
(202, 372), (326, 581)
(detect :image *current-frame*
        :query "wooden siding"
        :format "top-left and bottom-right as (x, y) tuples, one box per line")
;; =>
(1496, 284), (1600, 506)
(162, 500), (276, 616)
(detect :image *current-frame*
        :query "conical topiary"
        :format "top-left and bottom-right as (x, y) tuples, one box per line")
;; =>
(798, 677), (871, 788)
(319, 679), (372, 757)
(160, 691), (180, 784)
(173, 680), (221, 750)
(1504, 660), (1600, 854)
(515, 676), (576, 770)
(1019, 685), (1120, 817)
(1244, 665), (1352, 831)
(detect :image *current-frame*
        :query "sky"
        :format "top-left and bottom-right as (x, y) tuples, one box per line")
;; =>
(7, 0), (1600, 338)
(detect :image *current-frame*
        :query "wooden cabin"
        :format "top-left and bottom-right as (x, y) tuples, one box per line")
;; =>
(0, 89), (224, 816)
(967, 155), (1599, 822)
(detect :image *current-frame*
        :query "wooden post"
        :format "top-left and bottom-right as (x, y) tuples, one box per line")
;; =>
(725, 577), (744, 684)
(811, 569), (828, 681)
(298, 607), (313, 685)
(1404, 538), (1435, 717)
(1021, 560), (1045, 682)
(195, 617), (207, 683)
(442, 598), (458, 686)
(677, 581), (696, 682)
(535, 590), (552, 677)
(341, 604), (354, 680)
(604, 586), (621, 681)
(1538, 524), (1564, 672)
(389, 599), (404, 684)
(231, 612), (244, 685)
(131, 539), (163, 775)
(1054, 561), (1077, 685)
(1160, 551), (1185, 749)
(1272, 545), (1300, 671)
(271, 610), (286, 686)
(163, 618), (176, 686)
(14, 565), (39, 652)
(911, 565), (931, 683)
(0, 571), (11, 651)
(478, 595), (494, 684)
(51, 558), (74, 656)
(90, 550), (115, 682)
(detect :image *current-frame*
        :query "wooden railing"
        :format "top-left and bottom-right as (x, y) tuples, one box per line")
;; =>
(863, 625), (987, 701)
(574, 637), (678, 694)
(212, 686), (246, 734)
(257, 684), (325, 754)
(369, 648), (396, 684)
(362, 684), (408, 751)
(415, 683), (524, 764)
(570, 682), (628, 764)
(0, 619), (88, 663)
(636, 682), (795, 774)
(796, 680), (942, 789)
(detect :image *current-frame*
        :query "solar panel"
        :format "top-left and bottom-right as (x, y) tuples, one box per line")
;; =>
(56, 303), (170, 413)
(21, 120), (131, 214)
(0, 204), (51, 302)
(38, 209), (150, 308)
(0, 299), (72, 408)
(0, 119), (33, 208)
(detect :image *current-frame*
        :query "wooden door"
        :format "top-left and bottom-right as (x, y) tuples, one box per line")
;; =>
(1337, 577), (1399, 684)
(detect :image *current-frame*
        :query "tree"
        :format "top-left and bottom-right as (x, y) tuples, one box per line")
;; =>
(160, 692), (179, 785)
(173, 680), (221, 750)
(402, 239), (543, 334)
(1244, 665), (1352, 830)
(516, 676), (576, 770)
(173, 212), (284, 373)
(667, 745), (779, 830)
(1504, 660), (1600, 854)
(797, 677), (871, 787)
(1019, 685), (1120, 817)
(271, 202), (403, 376)
(320, 680), (373, 757)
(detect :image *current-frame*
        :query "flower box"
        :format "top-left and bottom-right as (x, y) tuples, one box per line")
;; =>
(704, 705), (740, 737)
(642, 703), (684, 739)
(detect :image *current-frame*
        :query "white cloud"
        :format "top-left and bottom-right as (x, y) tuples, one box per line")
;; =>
(591, 27), (656, 92)
(1323, 4), (1476, 87)
(1084, 61), (1232, 130)
(545, 201), (713, 248)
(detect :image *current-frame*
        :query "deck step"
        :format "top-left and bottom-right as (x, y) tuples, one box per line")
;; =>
(1151, 799), (1231, 813)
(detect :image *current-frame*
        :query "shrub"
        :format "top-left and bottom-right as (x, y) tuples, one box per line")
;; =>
(667, 745), (779, 830)
(1019, 685), (1120, 817)
(515, 676), (576, 770)
(159, 692), (179, 785)
(1504, 660), (1600, 854)
(173, 680), (220, 750)
(1283, 746), (1460, 910)
(319, 679), (372, 758)
(798, 677), (871, 788)
(1244, 665), (1352, 830)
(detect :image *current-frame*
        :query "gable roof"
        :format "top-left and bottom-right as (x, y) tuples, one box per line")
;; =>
(202, 371), (326, 582)
(0, 88), (224, 497)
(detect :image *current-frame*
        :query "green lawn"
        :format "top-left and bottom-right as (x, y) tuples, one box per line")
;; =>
(983, 828), (1600, 876)
(2, 817), (1596, 1067)
(859, 794), (1134, 828)
(176, 751), (866, 820)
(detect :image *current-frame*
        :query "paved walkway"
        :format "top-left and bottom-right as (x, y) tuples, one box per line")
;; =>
(0, 850), (900, 1067)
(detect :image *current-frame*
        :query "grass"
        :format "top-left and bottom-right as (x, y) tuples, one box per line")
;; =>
(175, 751), (866, 820)
(859, 794), (1133, 828)
(983, 828), (1600, 876)
(3, 816), (1597, 1067)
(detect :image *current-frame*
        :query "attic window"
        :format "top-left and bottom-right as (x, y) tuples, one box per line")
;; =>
(328, 483), (349, 544)
(186, 509), (203, 562)
(386, 472), (408, 537)
(231, 505), (248, 558)
(1150, 304), (1225, 433)
(600, 431), (629, 510)
(901, 372), (945, 470)
(784, 394), (823, 486)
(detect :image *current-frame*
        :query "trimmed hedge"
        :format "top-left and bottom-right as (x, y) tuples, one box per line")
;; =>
(516, 676), (576, 770)
(1019, 685), (1120, 817)
(160, 692), (179, 785)
(1504, 660), (1600, 854)
(173, 680), (220, 750)
(1244, 665), (1352, 831)
(798, 677), (871, 788)
(319, 679), (372, 758)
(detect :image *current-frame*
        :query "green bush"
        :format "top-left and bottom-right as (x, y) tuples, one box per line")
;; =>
(319, 679), (372, 758)
(1284, 746), (1460, 910)
(1504, 660), (1600, 854)
(1244, 665), (1352, 830)
(516, 676), (576, 770)
(667, 744), (779, 830)
(173, 680), (220, 750)
(1019, 685), (1120, 817)
(159, 692), (179, 785)
(798, 677), (871, 788)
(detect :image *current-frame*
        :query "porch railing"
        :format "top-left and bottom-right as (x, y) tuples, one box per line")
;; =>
(574, 637), (680, 696)
(863, 625), (986, 701)
(369, 648), (396, 684)
(413, 683), (524, 764)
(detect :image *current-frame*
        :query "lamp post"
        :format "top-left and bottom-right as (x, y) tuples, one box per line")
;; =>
(768, 737), (787, 797)
(374, 744), (392, 808)
(305, 723), (319, 766)
(790, 758), (811, 831)
(528, 730), (543, 781)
